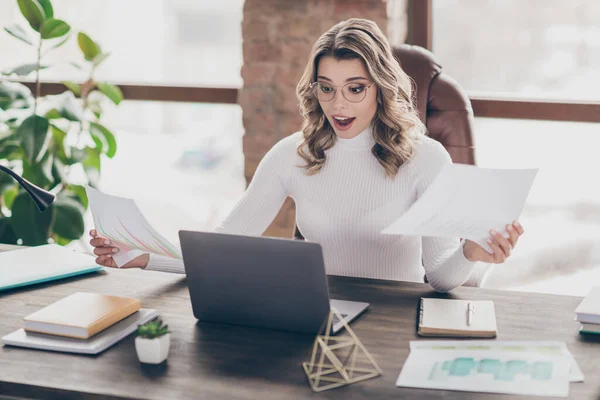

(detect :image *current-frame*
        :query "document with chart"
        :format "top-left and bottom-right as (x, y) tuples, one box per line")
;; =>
(86, 187), (182, 267)
(396, 341), (571, 397)
(381, 164), (538, 252)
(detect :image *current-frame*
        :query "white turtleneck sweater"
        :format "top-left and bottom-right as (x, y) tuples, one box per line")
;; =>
(146, 127), (492, 292)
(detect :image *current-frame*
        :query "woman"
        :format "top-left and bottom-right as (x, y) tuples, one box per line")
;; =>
(89, 19), (523, 293)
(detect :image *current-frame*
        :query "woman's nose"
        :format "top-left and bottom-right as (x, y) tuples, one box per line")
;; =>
(331, 88), (348, 110)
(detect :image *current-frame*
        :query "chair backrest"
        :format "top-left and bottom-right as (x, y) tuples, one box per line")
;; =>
(392, 44), (476, 165)
(293, 44), (476, 237)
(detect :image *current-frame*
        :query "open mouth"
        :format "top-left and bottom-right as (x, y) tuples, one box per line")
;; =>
(332, 116), (356, 131)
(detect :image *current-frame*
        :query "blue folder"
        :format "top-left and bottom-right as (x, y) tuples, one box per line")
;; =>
(0, 244), (103, 293)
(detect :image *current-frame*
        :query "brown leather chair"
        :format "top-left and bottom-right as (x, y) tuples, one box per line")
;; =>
(292, 44), (482, 285)
(393, 44), (476, 165)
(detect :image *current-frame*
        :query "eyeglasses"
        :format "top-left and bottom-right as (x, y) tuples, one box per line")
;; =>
(310, 81), (375, 103)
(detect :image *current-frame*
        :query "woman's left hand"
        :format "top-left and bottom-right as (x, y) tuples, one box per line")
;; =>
(463, 220), (524, 263)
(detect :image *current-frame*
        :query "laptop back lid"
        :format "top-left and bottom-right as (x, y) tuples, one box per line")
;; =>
(179, 230), (331, 334)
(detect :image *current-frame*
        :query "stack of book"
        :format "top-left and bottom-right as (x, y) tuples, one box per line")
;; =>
(575, 287), (600, 335)
(2, 292), (158, 354)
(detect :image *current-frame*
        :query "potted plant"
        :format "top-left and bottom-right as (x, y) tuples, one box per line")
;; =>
(0, 0), (122, 246)
(135, 318), (170, 364)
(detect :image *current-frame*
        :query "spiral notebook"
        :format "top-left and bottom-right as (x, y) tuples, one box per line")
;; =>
(418, 298), (497, 338)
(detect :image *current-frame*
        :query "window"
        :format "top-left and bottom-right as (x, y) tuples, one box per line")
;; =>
(474, 118), (600, 296)
(433, 0), (600, 101)
(0, 0), (244, 87)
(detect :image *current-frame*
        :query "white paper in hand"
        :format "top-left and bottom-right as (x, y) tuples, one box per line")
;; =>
(381, 164), (537, 252)
(86, 187), (182, 267)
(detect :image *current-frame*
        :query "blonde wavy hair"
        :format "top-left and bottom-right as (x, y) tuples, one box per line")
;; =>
(296, 18), (425, 178)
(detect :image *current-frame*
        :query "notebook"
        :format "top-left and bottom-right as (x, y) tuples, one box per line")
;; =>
(3, 309), (158, 354)
(575, 287), (600, 324)
(23, 292), (141, 339)
(0, 244), (103, 293)
(418, 298), (497, 338)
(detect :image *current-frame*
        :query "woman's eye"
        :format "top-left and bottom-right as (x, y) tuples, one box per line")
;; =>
(349, 86), (365, 93)
(320, 85), (333, 93)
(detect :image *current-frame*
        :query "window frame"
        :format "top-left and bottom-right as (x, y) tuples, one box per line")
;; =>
(407, 0), (600, 123)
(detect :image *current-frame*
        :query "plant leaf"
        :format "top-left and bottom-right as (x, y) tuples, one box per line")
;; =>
(87, 98), (102, 119)
(0, 140), (22, 160)
(92, 52), (111, 68)
(52, 194), (85, 240)
(50, 124), (67, 158)
(0, 82), (33, 110)
(3, 25), (33, 46)
(45, 33), (71, 51)
(82, 146), (101, 186)
(3, 186), (19, 209)
(77, 32), (100, 61)
(0, 217), (18, 245)
(10, 190), (53, 245)
(0, 172), (16, 196)
(44, 108), (62, 119)
(69, 146), (86, 164)
(90, 122), (117, 158)
(51, 156), (66, 183)
(36, 0), (53, 19)
(15, 114), (50, 163)
(96, 83), (123, 105)
(22, 156), (52, 188)
(62, 81), (80, 96)
(50, 91), (84, 121)
(69, 62), (82, 70)
(40, 18), (70, 39)
(17, 0), (46, 32)
(2, 63), (48, 77)
(65, 184), (88, 210)
(38, 150), (54, 183)
(90, 131), (103, 153)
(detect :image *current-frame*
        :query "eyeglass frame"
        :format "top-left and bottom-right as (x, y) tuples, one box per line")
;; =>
(310, 81), (376, 103)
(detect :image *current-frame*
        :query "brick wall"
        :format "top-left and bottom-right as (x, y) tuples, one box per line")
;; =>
(240, 0), (406, 238)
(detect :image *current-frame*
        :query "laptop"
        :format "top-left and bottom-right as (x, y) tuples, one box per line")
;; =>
(178, 230), (369, 334)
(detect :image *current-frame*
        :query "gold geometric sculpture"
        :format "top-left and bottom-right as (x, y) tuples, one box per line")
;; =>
(302, 306), (382, 392)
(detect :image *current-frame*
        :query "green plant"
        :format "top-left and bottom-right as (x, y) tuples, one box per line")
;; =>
(0, 0), (123, 246)
(136, 319), (169, 340)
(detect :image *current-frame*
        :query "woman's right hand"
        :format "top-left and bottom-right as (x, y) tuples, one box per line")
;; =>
(89, 229), (149, 269)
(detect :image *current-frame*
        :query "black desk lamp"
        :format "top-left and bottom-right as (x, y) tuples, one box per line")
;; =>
(0, 165), (55, 212)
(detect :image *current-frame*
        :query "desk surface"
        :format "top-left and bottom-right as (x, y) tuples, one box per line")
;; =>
(1, 244), (599, 399)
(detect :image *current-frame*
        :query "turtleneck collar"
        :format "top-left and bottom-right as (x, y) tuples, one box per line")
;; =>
(334, 125), (375, 151)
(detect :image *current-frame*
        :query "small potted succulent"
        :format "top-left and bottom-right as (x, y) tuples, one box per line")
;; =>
(135, 318), (170, 364)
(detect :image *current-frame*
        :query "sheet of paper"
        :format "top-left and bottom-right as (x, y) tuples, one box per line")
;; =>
(409, 340), (584, 382)
(396, 348), (569, 397)
(86, 187), (182, 267)
(381, 164), (538, 252)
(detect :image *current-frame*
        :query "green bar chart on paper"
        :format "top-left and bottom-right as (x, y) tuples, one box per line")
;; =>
(86, 187), (182, 267)
(429, 357), (553, 381)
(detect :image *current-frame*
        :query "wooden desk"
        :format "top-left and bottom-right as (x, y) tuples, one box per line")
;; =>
(1, 245), (599, 399)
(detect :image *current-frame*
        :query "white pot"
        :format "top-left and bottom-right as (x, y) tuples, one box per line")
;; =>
(135, 333), (170, 364)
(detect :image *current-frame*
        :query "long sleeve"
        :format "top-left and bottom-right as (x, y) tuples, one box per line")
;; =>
(215, 138), (291, 235)
(145, 137), (292, 273)
(144, 240), (184, 273)
(145, 253), (185, 274)
(415, 139), (479, 293)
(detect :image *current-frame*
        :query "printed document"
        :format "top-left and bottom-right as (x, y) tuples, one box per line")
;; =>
(396, 340), (572, 397)
(381, 164), (538, 252)
(86, 187), (182, 267)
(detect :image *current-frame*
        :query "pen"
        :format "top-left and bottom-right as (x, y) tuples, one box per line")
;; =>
(467, 302), (475, 326)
